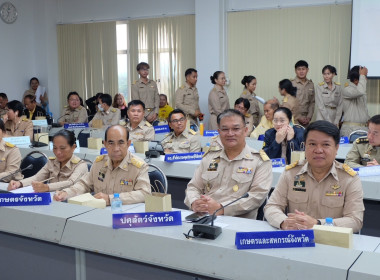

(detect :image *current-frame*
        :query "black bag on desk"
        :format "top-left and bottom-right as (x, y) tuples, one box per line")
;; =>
(78, 131), (91, 148)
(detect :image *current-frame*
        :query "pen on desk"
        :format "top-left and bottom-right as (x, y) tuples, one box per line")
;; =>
(40, 177), (55, 183)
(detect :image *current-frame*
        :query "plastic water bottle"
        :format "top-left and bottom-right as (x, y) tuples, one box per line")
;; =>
(128, 143), (135, 153)
(199, 122), (204, 136)
(111, 193), (122, 213)
(325, 217), (334, 226)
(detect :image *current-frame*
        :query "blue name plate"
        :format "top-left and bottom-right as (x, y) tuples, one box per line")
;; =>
(204, 130), (219, 137)
(154, 125), (170, 134)
(0, 193), (51, 206)
(100, 147), (108, 155)
(235, 230), (315, 250)
(339, 136), (349, 144)
(64, 123), (89, 129)
(164, 152), (204, 162)
(271, 158), (286, 167)
(353, 165), (380, 177)
(112, 211), (182, 229)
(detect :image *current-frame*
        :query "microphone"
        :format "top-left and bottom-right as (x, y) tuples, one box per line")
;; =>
(145, 133), (172, 158)
(30, 134), (49, 147)
(0, 164), (33, 182)
(52, 113), (69, 127)
(192, 193), (249, 240)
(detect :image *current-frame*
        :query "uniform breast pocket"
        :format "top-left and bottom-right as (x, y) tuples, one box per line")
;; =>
(288, 191), (309, 209)
(201, 171), (219, 188)
(178, 141), (190, 149)
(321, 196), (344, 209)
(148, 86), (156, 94)
(0, 160), (6, 172)
(231, 173), (253, 185)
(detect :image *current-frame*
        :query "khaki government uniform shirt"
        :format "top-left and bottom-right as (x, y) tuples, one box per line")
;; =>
(131, 79), (160, 117)
(281, 94), (299, 121)
(126, 120), (155, 142)
(89, 106), (121, 127)
(345, 137), (380, 168)
(175, 83), (200, 122)
(341, 75), (369, 137)
(264, 160), (364, 233)
(315, 82), (343, 125)
(5, 118), (34, 141)
(161, 128), (201, 153)
(208, 86), (230, 130)
(62, 152), (151, 205)
(61, 106), (88, 123)
(185, 144), (272, 219)
(240, 89), (261, 127)
(20, 154), (88, 191)
(0, 140), (23, 182)
(291, 77), (315, 120)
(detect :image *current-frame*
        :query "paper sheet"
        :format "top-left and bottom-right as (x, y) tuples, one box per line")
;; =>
(10, 186), (34, 194)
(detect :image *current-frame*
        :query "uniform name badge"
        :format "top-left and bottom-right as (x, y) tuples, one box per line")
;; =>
(98, 172), (105, 182)
(292, 175), (306, 192)
(207, 159), (220, 171)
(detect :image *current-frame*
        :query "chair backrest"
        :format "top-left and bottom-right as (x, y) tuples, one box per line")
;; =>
(81, 158), (93, 172)
(349, 130), (368, 143)
(148, 163), (168, 193)
(20, 151), (48, 178)
(256, 196), (268, 221)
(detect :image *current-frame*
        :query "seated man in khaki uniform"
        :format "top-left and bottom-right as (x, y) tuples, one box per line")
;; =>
(184, 109), (272, 219)
(264, 120), (364, 233)
(59, 91), (88, 125)
(54, 125), (151, 205)
(126, 100), (155, 141)
(161, 109), (201, 154)
(345, 114), (380, 167)
(89, 93), (121, 128)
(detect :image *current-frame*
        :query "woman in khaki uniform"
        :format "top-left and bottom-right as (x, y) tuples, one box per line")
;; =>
(315, 65), (343, 127)
(208, 71), (230, 130)
(240, 75), (261, 127)
(8, 130), (88, 192)
(279, 79), (299, 121)
(5, 100), (33, 141)
(0, 120), (23, 182)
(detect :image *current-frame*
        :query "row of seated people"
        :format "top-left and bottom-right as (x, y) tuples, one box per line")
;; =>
(2, 109), (366, 234)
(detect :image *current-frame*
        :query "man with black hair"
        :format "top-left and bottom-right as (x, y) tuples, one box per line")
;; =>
(0, 93), (8, 119)
(89, 93), (121, 127)
(54, 125), (151, 205)
(131, 62), (159, 123)
(291, 60), (315, 127)
(345, 114), (380, 167)
(23, 94), (48, 120)
(185, 109), (272, 219)
(162, 109), (201, 154)
(264, 120), (364, 233)
(341, 66), (369, 137)
(175, 68), (202, 124)
(126, 100), (154, 141)
(234, 97), (254, 136)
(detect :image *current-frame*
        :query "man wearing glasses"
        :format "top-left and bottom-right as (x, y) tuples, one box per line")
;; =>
(54, 125), (151, 205)
(184, 109), (272, 219)
(162, 109), (201, 154)
(126, 100), (155, 141)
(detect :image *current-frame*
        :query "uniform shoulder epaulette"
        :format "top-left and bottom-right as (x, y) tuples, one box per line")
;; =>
(71, 157), (80, 164)
(49, 156), (56, 160)
(145, 121), (152, 127)
(245, 113), (251, 118)
(78, 105), (83, 109)
(95, 155), (105, 162)
(22, 118), (31, 122)
(242, 90), (248, 95)
(344, 82), (349, 87)
(131, 156), (144, 168)
(309, 79), (313, 82)
(319, 81), (325, 86)
(290, 78), (295, 81)
(285, 160), (299, 170)
(334, 82), (341, 86)
(180, 85), (185, 89)
(211, 135), (218, 140)
(259, 150), (270, 161)
(342, 164), (357, 176)
(132, 80), (137, 85)
(111, 108), (117, 113)
(356, 137), (368, 144)
(64, 105), (68, 108)
(189, 129), (196, 135)
(5, 142), (15, 148)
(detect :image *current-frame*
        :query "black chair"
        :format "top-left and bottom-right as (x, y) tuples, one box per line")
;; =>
(82, 158), (93, 172)
(20, 151), (48, 178)
(349, 130), (368, 143)
(256, 196), (268, 221)
(148, 163), (168, 193)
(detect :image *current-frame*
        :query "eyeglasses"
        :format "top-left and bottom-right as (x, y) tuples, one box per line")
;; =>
(171, 117), (186, 124)
(69, 99), (80, 102)
(273, 119), (288, 124)
(219, 127), (243, 134)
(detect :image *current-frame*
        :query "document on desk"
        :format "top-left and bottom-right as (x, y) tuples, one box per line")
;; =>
(10, 186), (34, 194)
